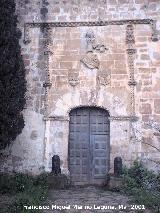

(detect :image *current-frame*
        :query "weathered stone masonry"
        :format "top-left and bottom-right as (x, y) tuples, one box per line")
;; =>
(0, 0), (160, 175)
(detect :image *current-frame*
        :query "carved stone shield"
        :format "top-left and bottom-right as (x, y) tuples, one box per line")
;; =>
(81, 52), (100, 69)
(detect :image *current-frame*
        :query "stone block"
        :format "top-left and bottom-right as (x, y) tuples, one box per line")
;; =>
(118, 0), (129, 4)
(140, 103), (152, 114)
(47, 173), (71, 189)
(139, 68), (150, 73)
(66, 39), (80, 50)
(108, 0), (117, 5)
(136, 37), (148, 42)
(107, 175), (123, 191)
(143, 79), (152, 86)
(112, 68), (127, 74)
(60, 61), (73, 69)
(135, 0), (144, 4)
(142, 115), (150, 122)
(140, 54), (150, 60)
(114, 60), (126, 69)
(154, 99), (160, 114)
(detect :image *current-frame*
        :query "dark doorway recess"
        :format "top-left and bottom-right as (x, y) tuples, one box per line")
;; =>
(68, 107), (110, 185)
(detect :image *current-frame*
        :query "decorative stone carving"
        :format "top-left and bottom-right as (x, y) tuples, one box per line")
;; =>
(126, 24), (137, 117)
(94, 44), (108, 53)
(126, 24), (135, 44)
(151, 20), (159, 42)
(97, 71), (111, 86)
(22, 19), (158, 120)
(68, 71), (79, 86)
(126, 48), (136, 55)
(81, 30), (108, 69)
(85, 30), (108, 53)
(81, 52), (100, 69)
(24, 19), (158, 44)
(89, 89), (97, 105)
(85, 30), (95, 52)
(43, 27), (53, 116)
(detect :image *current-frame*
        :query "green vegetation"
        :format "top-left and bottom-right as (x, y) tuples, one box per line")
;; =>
(0, 173), (49, 213)
(0, 0), (26, 150)
(121, 160), (160, 212)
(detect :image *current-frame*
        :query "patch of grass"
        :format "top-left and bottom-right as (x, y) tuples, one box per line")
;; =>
(9, 185), (48, 213)
(0, 174), (16, 194)
(121, 160), (160, 212)
(0, 172), (49, 213)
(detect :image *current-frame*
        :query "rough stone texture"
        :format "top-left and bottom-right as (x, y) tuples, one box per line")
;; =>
(0, 0), (160, 175)
(107, 176), (123, 191)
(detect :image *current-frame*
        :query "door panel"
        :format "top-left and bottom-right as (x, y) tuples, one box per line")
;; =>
(68, 107), (110, 185)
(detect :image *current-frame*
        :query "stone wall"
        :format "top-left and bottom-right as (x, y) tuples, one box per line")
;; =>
(0, 0), (160, 174)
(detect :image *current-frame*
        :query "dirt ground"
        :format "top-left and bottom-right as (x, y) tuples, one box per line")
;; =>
(43, 186), (151, 213)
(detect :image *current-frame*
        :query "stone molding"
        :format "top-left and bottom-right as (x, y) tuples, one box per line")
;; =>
(43, 115), (138, 122)
(109, 116), (139, 122)
(23, 19), (158, 43)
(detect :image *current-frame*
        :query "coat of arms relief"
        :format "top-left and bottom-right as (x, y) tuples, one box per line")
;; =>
(80, 30), (111, 86)
(68, 30), (111, 87)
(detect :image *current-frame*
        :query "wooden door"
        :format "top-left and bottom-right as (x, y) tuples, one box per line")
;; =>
(68, 107), (110, 185)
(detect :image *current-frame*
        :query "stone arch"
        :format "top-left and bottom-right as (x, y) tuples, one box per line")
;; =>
(67, 104), (110, 117)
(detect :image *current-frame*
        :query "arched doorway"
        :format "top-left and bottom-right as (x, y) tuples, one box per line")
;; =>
(68, 107), (110, 185)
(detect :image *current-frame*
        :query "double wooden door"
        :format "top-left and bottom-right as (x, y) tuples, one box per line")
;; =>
(68, 107), (110, 185)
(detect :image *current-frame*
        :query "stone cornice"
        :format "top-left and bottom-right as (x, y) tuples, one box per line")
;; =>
(23, 19), (158, 44)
